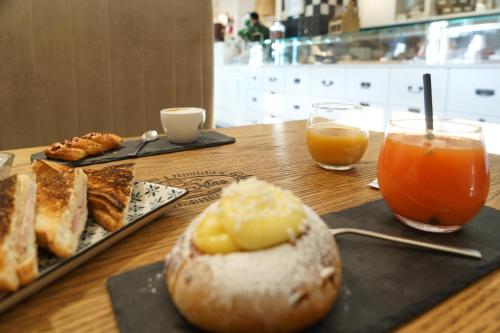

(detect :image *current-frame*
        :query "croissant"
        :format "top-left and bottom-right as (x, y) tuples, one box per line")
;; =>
(44, 132), (123, 162)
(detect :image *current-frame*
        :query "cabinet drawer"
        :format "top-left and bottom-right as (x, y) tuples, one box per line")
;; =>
(388, 105), (427, 123)
(389, 68), (447, 111)
(345, 68), (389, 104)
(310, 67), (346, 99)
(447, 111), (500, 124)
(284, 95), (311, 121)
(447, 68), (500, 117)
(263, 67), (285, 93)
(285, 67), (311, 94)
(388, 104), (445, 119)
(247, 68), (263, 90)
(262, 92), (285, 115)
(344, 100), (388, 132)
(247, 90), (263, 113)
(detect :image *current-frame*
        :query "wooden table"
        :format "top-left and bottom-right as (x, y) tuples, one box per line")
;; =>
(1, 121), (499, 332)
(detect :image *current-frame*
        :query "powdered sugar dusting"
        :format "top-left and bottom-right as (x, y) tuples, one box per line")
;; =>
(166, 202), (338, 308)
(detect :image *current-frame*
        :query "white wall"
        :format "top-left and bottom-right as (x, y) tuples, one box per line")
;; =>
(213, 0), (256, 33)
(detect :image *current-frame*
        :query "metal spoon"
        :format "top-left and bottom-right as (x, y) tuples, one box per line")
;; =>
(330, 228), (482, 260)
(128, 130), (159, 157)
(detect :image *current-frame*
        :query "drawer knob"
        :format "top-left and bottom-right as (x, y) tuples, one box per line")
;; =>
(293, 105), (300, 110)
(478, 118), (486, 122)
(361, 82), (371, 89)
(252, 76), (257, 80)
(294, 78), (301, 84)
(360, 102), (370, 107)
(408, 107), (420, 113)
(321, 80), (334, 87)
(269, 77), (277, 83)
(475, 89), (495, 97)
(252, 97), (257, 102)
(408, 86), (423, 94)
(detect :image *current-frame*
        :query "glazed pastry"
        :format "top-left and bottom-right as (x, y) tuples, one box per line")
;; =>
(165, 178), (341, 333)
(44, 132), (123, 162)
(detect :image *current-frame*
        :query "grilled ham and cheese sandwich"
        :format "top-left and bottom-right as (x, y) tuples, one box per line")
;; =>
(0, 175), (38, 292)
(32, 160), (88, 258)
(84, 163), (135, 231)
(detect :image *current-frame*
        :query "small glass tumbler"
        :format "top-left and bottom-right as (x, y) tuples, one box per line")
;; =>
(306, 103), (369, 170)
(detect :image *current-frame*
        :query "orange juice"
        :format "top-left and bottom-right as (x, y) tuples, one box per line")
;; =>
(306, 123), (368, 167)
(378, 133), (489, 227)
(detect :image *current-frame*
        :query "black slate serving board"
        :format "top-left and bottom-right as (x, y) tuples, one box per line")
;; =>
(31, 131), (235, 167)
(107, 199), (500, 333)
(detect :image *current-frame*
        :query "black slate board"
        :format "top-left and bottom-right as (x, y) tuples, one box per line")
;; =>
(107, 199), (500, 333)
(31, 131), (235, 167)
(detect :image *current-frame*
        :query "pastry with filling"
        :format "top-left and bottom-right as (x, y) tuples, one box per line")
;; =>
(165, 178), (341, 333)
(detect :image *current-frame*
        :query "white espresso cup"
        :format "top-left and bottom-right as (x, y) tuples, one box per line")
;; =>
(160, 107), (206, 143)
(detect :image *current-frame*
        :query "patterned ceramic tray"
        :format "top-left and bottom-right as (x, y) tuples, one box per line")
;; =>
(0, 181), (187, 314)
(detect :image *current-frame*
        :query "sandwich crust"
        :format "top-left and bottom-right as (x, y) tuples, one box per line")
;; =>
(0, 175), (38, 291)
(32, 160), (74, 218)
(84, 163), (135, 231)
(32, 160), (88, 258)
(0, 176), (16, 242)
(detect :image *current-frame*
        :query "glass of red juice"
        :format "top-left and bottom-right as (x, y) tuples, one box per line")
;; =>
(377, 119), (489, 233)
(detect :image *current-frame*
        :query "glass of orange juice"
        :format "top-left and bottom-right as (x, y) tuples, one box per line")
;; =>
(378, 119), (489, 233)
(306, 103), (369, 170)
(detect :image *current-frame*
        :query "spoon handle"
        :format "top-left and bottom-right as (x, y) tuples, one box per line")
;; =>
(330, 228), (482, 260)
(128, 141), (146, 157)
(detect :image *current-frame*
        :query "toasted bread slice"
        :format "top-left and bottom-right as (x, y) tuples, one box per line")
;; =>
(84, 163), (135, 231)
(0, 174), (38, 292)
(32, 160), (88, 258)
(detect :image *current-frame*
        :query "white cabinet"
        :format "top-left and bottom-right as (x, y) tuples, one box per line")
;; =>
(214, 67), (241, 127)
(284, 94), (311, 121)
(344, 100), (387, 132)
(263, 92), (285, 116)
(263, 67), (286, 93)
(247, 90), (263, 124)
(247, 67), (263, 91)
(214, 64), (500, 129)
(446, 111), (500, 124)
(285, 67), (311, 95)
(388, 68), (447, 117)
(247, 90), (262, 112)
(310, 67), (346, 100)
(345, 68), (389, 104)
(447, 68), (500, 119)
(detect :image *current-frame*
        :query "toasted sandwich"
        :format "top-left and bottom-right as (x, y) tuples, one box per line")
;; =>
(0, 175), (38, 292)
(84, 163), (135, 231)
(32, 160), (88, 258)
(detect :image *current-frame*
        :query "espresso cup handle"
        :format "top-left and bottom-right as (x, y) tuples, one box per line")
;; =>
(199, 112), (206, 129)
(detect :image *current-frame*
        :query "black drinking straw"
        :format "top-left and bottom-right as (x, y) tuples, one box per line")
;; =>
(423, 73), (434, 132)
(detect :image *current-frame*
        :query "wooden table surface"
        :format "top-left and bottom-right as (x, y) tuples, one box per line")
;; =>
(1, 121), (499, 332)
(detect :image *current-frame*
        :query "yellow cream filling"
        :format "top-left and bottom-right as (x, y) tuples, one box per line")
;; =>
(193, 178), (306, 254)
